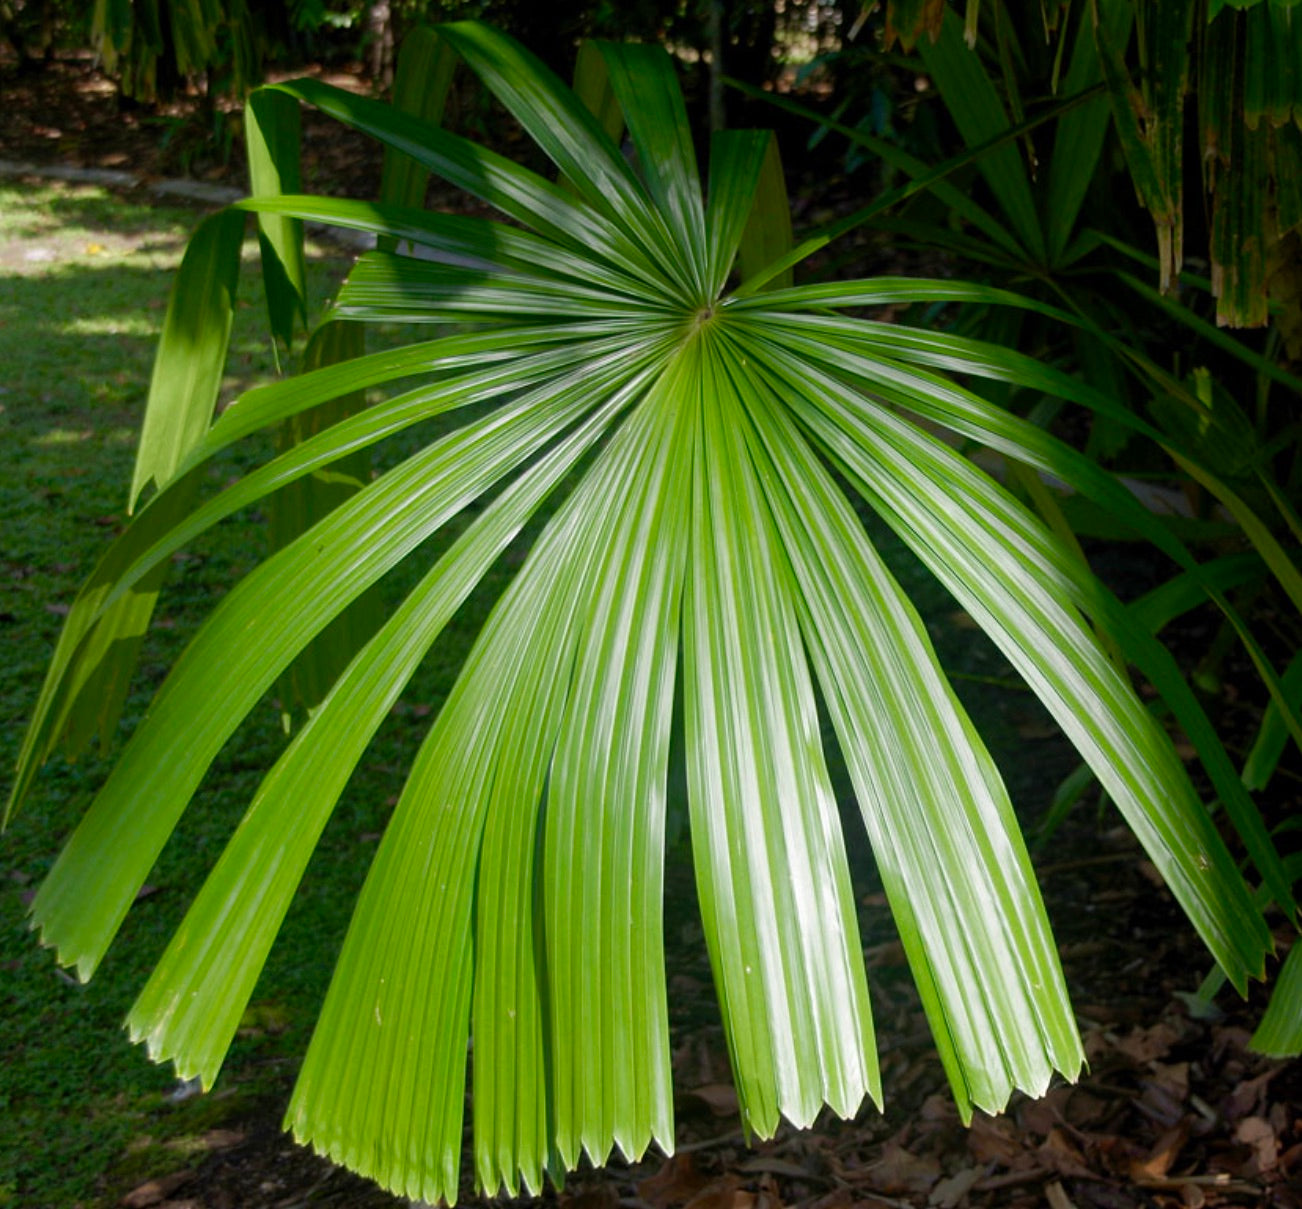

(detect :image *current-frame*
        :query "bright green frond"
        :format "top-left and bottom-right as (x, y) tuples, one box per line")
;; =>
(722, 332), (1080, 1117)
(681, 331), (878, 1136)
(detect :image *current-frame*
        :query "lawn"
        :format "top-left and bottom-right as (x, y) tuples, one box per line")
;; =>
(0, 179), (373, 1208)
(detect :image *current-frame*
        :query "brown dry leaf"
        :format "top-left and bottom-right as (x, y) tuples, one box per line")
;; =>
(199, 1128), (245, 1151)
(679, 1083), (740, 1118)
(755, 1173), (784, 1209)
(119, 1170), (195, 1207)
(865, 1142), (941, 1195)
(927, 1165), (983, 1208)
(1129, 1121), (1190, 1182)
(1088, 1131), (1146, 1179)
(864, 940), (907, 968)
(919, 1094), (956, 1124)
(1044, 1181), (1078, 1209)
(1110, 1021), (1182, 1064)
(1082, 1028), (1113, 1064)
(737, 1157), (810, 1179)
(1019, 1086), (1073, 1138)
(1224, 1068), (1279, 1121)
(1038, 1126), (1095, 1179)
(967, 1114), (1024, 1167)
(1278, 1139), (1302, 1174)
(1148, 1061), (1190, 1098)
(683, 1177), (755, 1209)
(639, 1154), (710, 1208)
(560, 1184), (620, 1209)
(797, 1189), (853, 1209)
(1213, 1026), (1253, 1061)
(1063, 1089), (1113, 1130)
(1233, 1115), (1279, 1175)
(1139, 1070), (1188, 1129)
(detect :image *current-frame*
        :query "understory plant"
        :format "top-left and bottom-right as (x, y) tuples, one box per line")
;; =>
(7, 20), (1297, 1204)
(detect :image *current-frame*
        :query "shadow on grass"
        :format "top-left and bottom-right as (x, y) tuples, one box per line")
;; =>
(0, 256), (356, 428)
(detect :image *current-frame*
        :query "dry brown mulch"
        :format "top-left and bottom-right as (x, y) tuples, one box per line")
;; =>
(117, 823), (1300, 1209)
(0, 50), (384, 199)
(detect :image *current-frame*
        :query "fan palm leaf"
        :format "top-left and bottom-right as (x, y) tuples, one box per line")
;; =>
(8, 21), (1279, 1205)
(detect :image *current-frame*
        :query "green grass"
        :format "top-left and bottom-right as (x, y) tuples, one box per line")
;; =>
(0, 180), (369, 1208)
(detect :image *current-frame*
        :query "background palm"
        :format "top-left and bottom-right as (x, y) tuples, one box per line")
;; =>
(8, 21), (1284, 1205)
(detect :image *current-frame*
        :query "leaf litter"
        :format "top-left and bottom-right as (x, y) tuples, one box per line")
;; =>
(146, 822), (1301, 1209)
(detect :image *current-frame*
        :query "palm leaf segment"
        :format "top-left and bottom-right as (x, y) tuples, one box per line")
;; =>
(10, 22), (1277, 1205)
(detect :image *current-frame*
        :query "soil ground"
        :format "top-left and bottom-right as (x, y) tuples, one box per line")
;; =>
(1, 49), (1299, 1209)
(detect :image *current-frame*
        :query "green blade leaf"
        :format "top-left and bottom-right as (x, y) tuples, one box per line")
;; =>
(737, 134), (793, 292)
(735, 326), (1273, 989)
(126, 372), (630, 1098)
(334, 251), (652, 322)
(5, 329), (632, 824)
(435, 22), (694, 298)
(198, 322), (625, 456)
(1249, 939), (1302, 1057)
(267, 77), (677, 297)
(1129, 552), (1266, 636)
(918, 6), (1045, 261)
(270, 319), (381, 719)
(235, 193), (670, 305)
(379, 25), (457, 251)
(1242, 651), (1302, 793)
(723, 74), (1023, 261)
(1093, 0), (1195, 290)
(725, 333), (1079, 1121)
(704, 130), (774, 296)
(540, 362), (694, 1177)
(1169, 449), (1302, 621)
(852, 443), (1270, 987)
(1045, 0), (1131, 263)
(571, 40), (625, 145)
(246, 87), (307, 349)
(734, 311), (1293, 919)
(290, 364), (666, 1202)
(594, 40), (707, 273)
(28, 367), (629, 981)
(728, 277), (1078, 324)
(681, 331), (877, 1138)
(130, 207), (245, 509)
